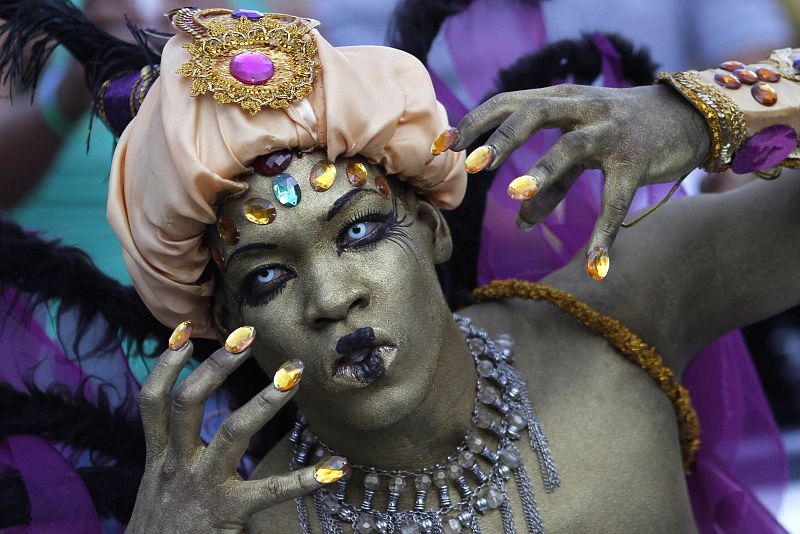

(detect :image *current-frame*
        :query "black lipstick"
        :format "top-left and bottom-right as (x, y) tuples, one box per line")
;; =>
(333, 327), (388, 383)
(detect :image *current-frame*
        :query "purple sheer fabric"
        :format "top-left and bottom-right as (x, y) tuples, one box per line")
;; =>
(438, 1), (788, 532)
(0, 289), (139, 532)
(731, 124), (797, 174)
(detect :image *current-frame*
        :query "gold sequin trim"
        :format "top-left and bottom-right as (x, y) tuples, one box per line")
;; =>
(657, 71), (747, 173)
(474, 279), (700, 472)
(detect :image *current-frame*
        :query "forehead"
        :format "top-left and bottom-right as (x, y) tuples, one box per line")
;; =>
(208, 149), (394, 265)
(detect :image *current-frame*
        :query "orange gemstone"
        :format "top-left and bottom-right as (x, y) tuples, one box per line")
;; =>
(719, 60), (745, 72)
(217, 216), (239, 245)
(732, 69), (757, 84)
(375, 176), (391, 198)
(586, 247), (610, 281)
(168, 320), (193, 351)
(346, 162), (368, 187)
(314, 456), (349, 484)
(273, 359), (304, 391)
(756, 67), (780, 82)
(464, 145), (496, 173)
(751, 82), (777, 106)
(225, 326), (255, 354)
(507, 175), (540, 200)
(211, 248), (226, 269)
(431, 127), (459, 155)
(714, 73), (741, 89)
(244, 198), (276, 224)
(309, 161), (337, 192)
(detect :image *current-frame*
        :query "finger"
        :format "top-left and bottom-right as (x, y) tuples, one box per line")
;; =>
(585, 173), (638, 280)
(202, 359), (305, 477)
(516, 166), (583, 230)
(138, 321), (195, 457)
(167, 326), (256, 460)
(447, 93), (516, 153)
(238, 457), (349, 514)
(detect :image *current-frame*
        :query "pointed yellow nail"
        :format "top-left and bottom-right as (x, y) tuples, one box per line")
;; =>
(586, 247), (610, 281)
(225, 326), (255, 354)
(507, 175), (541, 200)
(431, 127), (459, 155)
(314, 456), (349, 484)
(168, 320), (193, 351)
(464, 145), (496, 173)
(273, 359), (305, 392)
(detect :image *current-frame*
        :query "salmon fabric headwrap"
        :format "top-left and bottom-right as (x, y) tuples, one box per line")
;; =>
(107, 30), (466, 338)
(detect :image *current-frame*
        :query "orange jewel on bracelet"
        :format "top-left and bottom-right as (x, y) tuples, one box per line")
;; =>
(756, 67), (780, 83)
(225, 326), (255, 354)
(714, 72), (741, 89)
(751, 82), (778, 106)
(346, 162), (368, 188)
(586, 247), (610, 281)
(431, 127), (459, 156)
(168, 321), (193, 351)
(732, 69), (757, 85)
(375, 176), (391, 198)
(719, 60), (745, 72)
(274, 359), (304, 391)
(507, 175), (540, 200)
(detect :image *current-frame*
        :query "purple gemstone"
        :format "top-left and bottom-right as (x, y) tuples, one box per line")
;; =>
(231, 9), (264, 20)
(793, 57), (800, 70)
(229, 52), (275, 85)
(253, 150), (293, 176)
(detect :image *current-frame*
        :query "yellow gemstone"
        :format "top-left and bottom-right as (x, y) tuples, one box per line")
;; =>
(586, 247), (610, 281)
(309, 161), (337, 192)
(346, 162), (368, 187)
(168, 320), (193, 351)
(507, 175), (540, 200)
(244, 198), (277, 224)
(464, 145), (496, 173)
(225, 326), (255, 354)
(273, 359), (304, 391)
(217, 216), (239, 245)
(375, 176), (391, 198)
(314, 456), (349, 484)
(431, 127), (459, 155)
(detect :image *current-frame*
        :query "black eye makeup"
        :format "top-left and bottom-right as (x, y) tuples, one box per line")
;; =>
(335, 195), (413, 256)
(238, 264), (296, 307)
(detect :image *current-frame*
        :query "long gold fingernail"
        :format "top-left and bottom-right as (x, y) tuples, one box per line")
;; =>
(431, 127), (459, 155)
(314, 456), (349, 484)
(464, 145), (496, 173)
(586, 247), (610, 280)
(225, 326), (255, 354)
(507, 175), (540, 200)
(168, 320), (193, 351)
(273, 359), (304, 392)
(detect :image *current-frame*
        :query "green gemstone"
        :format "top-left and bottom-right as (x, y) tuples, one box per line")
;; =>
(273, 173), (301, 207)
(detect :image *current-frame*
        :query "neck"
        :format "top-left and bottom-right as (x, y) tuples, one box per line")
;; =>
(305, 316), (476, 470)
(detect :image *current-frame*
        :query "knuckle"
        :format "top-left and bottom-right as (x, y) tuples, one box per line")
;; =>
(536, 156), (558, 179)
(204, 353), (228, 374)
(171, 385), (195, 412)
(562, 130), (591, 154)
(138, 387), (161, 410)
(254, 390), (274, 412)
(493, 121), (521, 146)
(263, 477), (285, 502)
(219, 417), (245, 445)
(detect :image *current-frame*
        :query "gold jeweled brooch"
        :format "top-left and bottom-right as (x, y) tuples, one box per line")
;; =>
(170, 8), (321, 115)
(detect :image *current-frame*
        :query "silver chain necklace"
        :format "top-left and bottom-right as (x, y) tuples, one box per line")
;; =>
(289, 314), (560, 533)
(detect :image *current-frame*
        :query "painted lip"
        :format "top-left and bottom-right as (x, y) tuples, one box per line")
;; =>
(329, 327), (398, 387)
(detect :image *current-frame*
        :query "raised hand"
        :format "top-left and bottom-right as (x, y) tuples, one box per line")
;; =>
(126, 322), (347, 533)
(434, 83), (711, 278)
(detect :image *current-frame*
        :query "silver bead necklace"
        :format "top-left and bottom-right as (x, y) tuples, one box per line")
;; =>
(290, 315), (560, 533)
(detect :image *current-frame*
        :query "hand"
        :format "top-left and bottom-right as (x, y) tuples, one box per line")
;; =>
(443, 84), (711, 278)
(126, 323), (345, 533)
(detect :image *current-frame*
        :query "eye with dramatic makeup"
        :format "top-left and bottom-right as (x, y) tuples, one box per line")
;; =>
(239, 264), (296, 307)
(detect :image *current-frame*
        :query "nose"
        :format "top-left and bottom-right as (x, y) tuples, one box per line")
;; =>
(302, 273), (371, 329)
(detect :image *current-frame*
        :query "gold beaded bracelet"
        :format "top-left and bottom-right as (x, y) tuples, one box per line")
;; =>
(657, 71), (747, 173)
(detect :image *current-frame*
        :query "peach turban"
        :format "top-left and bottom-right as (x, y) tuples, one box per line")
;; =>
(107, 27), (466, 338)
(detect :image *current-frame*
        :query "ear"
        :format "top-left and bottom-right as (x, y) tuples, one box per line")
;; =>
(414, 194), (453, 264)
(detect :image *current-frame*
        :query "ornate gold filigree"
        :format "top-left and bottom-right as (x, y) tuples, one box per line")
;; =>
(171, 8), (321, 115)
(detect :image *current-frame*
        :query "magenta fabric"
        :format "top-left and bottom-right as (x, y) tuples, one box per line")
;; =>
(731, 124), (797, 174)
(436, 1), (788, 532)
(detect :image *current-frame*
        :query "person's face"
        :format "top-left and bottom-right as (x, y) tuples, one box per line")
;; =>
(209, 149), (453, 430)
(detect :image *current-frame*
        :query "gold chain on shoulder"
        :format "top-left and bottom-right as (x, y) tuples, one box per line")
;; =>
(474, 279), (700, 472)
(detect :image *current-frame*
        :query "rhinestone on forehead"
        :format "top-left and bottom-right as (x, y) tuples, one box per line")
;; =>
(346, 162), (368, 188)
(244, 198), (277, 224)
(273, 174), (302, 207)
(309, 161), (337, 192)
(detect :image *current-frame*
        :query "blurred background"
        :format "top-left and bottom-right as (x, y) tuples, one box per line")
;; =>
(2, 0), (799, 530)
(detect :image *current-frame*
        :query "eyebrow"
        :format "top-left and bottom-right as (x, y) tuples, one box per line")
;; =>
(326, 188), (384, 222)
(226, 243), (278, 269)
